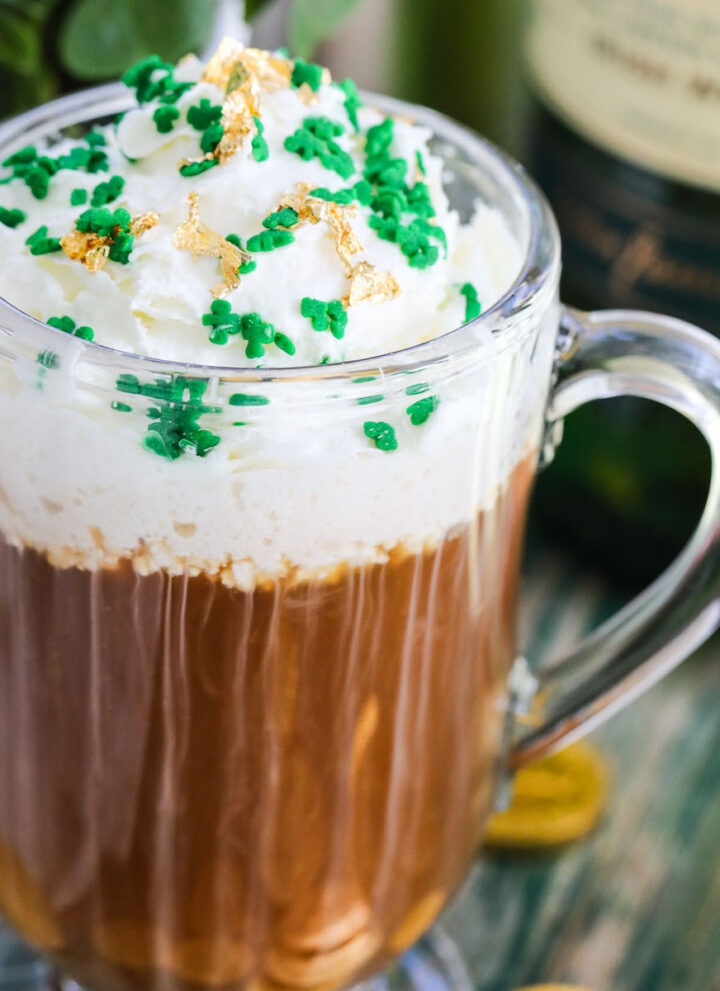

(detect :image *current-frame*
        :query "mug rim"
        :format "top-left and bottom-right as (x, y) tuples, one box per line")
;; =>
(0, 82), (561, 383)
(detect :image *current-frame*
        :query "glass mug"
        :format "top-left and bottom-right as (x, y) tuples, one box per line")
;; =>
(1, 84), (720, 991)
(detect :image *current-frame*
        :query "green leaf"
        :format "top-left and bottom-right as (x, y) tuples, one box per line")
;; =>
(243, 0), (276, 18)
(288, 0), (361, 58)
(0, 8), (41, 74)
(58, 0), (220, 80)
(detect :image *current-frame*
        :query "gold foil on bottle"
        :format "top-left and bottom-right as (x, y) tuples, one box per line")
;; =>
(343, 261), (401, 307)
(173, 193), (250, 297)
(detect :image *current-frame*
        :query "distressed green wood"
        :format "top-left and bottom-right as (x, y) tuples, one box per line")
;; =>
(443, 550), (720, 991)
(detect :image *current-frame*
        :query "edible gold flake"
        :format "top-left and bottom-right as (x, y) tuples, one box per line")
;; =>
(343, 262), (401, 307)
(316, 201), (363, 275)
(216, 89), (256, 164)
(129, 211), (159, 237)
(202, 38), (291, 96)
(173, 192), (250, 297)
(61, 230), (111, 272)
(61, 211), (157, 273)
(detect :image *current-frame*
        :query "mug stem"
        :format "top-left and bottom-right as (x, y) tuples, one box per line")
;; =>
(510, 306), (720, 768)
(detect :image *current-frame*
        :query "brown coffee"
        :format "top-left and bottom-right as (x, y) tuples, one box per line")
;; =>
(0, 454), (534, 991)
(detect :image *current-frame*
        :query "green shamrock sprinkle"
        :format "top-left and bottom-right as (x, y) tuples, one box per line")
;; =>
(397, 222), (440, 269)
(357, 395), (384, 405)
(284, 116), (354, 179)
(122, 54), (181, 104)
(263, 207), (299, 230)
(47, 314), (95, 340)
(202, 299), (242, 345)
(460, 282), (482, 322)
(116, 373), (221, 461)
(179, 158), (219, 178)
(363, 420), (398, 451)
(26, 226), (61, 255)
(153, 105), (180, 134)
(246, 229), (295, 252)
(273, 331), (296, 356)
(292, 58), (325, 92)
(86, 130), (107, 148)
(416, 151), (427, 175)
(366, 118), (394, 158)
(407, 395), (440, 425)
(300, 297), (347, 340)
(56, 144), (108, 174)
(91, 175), (125, 207)
(111, 401), (132, 412)
(74, 207), (135, 264)
(337, 78), (362, 131)
(252, 117), (269, 162)
(372, 187), (408, 220)
(2, 146), (36, 167)
(187, 98), (223, 131)
(364, 155), (407, 188)
(0, 206), (26, 228)
(229, 393), (270, 406)
(239, 312), (275, 359)
(70, 188), (87, 206)
(37, 349), (60, 370)
(201, 121), (224, 154)
(405, 382), (430, 396)
(406, 181), (435, 219)
(226, 234), (258, 274)
(310, 180), (372, 206)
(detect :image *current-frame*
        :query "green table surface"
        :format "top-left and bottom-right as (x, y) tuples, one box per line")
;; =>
(444, 549), (720, 991)
(1, 551), (719, 991)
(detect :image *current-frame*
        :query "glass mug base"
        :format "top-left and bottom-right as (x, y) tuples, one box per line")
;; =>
(0, 929), (471, 991)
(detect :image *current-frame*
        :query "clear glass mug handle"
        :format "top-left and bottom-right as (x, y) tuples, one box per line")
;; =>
(510, 306), (720, 769)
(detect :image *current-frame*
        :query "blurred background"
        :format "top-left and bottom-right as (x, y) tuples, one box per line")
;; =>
(1, 0), (719, 587)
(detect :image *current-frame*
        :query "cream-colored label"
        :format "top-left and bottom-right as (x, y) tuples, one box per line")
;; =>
(527, 0), (720, 192)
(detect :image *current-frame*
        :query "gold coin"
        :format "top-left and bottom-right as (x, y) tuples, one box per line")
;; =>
(484, 741), (609, 848)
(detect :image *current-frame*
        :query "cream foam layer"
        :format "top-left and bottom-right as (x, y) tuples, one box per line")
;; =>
(0, 302), (558, 587)
(0, 43), (555, 584)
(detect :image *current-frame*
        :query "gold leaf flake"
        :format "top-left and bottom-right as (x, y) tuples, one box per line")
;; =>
(60, 211), (157, 273)
(316, 201), (363, 275)
(343, 262), (401, 307)
(129, 211), (159, 237)
(215, 89), (256, 164)
(203, 38), (292, 96)
(240, 47), (293, 92)
(201, 37), (249, 90)
(61, 230), (111, 272)
(173, 192), (250, 297)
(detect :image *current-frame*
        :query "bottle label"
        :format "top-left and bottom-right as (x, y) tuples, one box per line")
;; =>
(527, 0), (720, 192)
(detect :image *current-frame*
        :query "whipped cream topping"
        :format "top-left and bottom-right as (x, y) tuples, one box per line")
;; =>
(0, 44), (520, 367)
(0, 42), (557, 585)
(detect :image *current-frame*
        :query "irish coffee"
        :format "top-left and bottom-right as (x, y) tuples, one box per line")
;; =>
(0, 454), (534, 991)
(0, 36), (557, 991)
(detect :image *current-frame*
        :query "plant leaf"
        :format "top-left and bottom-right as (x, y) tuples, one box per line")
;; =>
(0, 8), (40, 74)
(243, 0), (276, 18)
(288, 0), (361, 58)
(58, 0), (220, 80)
